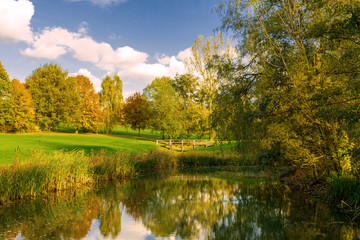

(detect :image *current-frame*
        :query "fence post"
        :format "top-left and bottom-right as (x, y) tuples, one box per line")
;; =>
(156, 140), (158, 145)
(181, 140), (184, 152)
(193, 140), (196, 150)
(169, 140), (172, 150)
(205, 140), (208, 148)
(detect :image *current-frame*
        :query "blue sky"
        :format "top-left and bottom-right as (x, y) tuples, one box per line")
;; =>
(0, 0), (224, 97)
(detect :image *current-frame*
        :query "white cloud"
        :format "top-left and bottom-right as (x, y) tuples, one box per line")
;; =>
(78, 21), (89, 35)
(21, 27), (149, 71)
(22, 26), (187, 82)
(70, 68), (102, 92)
(68, 0), (127, 6)
(0, 0), (34, 43)
(177, 48), (191, 61)
(119, 55), (185, 83)
(156, 54), (171, 65)
(123, 90), (136, 99)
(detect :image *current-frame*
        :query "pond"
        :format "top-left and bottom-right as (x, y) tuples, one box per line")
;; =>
(0, 172), (359, 240)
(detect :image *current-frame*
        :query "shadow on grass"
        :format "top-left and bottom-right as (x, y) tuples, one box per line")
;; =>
(35, 141), (116, 155)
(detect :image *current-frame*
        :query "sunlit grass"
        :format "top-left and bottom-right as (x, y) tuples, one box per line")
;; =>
(0, 132), (157, 165)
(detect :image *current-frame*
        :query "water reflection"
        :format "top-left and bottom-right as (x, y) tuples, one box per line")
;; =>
(0, 174), (359, 240)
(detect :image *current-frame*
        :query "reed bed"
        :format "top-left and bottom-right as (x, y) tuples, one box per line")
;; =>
(89, 149), (136, 181)
(0, 149), (93, 203)
(0, 148), (241, 204)
(177, 150), (252, 167)
(135, 149), (177, 173)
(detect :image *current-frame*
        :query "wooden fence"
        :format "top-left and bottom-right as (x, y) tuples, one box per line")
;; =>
(155, 139), (219, 152)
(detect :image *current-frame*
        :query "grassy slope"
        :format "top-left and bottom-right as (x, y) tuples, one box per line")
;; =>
(0, 133), (157, 165)
(0, 125), (235, 165)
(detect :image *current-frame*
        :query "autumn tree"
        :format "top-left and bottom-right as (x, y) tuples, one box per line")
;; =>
(0, 61), (11, 132)
(122, 92), (149, 136)
(100, 75), (123, 134)
(186, 32), (232, 139)
(8, 79), (35, 132)
(26, 64), (80, 131)
(70, 75), (103, 133)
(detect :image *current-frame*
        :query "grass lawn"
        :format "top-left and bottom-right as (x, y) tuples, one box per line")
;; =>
(56, 125), (211, 140)
(109, 126), (163, 138)
(0, 133), (158, 165)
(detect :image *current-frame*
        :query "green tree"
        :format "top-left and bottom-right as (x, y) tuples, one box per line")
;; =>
(143, 77), (182, 139)
(100, 75), (123, 134)
(70, 75), (103, 133)
(216, 0), (360, 176)
(0, 61), (11, 132)
(9, 79), (35, 132)
(186, 32), (232, 139)
(172, 74), (207, 138)
(26, 64), (80, 131)
(122, 92), (150, 136)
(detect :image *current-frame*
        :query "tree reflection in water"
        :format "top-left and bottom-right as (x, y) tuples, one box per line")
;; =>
(0, 175), (359, 240)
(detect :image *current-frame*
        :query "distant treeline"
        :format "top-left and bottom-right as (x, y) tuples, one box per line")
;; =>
(0, 60), (226, 140)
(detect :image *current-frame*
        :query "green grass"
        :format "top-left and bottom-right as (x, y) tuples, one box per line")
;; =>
(108, 126), (212, 140)
(194, 141), (237, 151)
(0, 133), (158, 165)
(109, 126), (163, 138)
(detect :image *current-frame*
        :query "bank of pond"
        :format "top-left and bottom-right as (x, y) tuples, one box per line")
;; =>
(0, 149), (360, 239)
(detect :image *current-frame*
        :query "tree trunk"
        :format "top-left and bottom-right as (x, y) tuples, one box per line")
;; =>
(162, 130), (165, 140)
(209, 127), (213, 140)
(138, 127), (141, 137)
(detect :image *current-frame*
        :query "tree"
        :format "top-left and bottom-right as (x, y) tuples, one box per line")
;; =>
(100, 75), (123, 134)
(143, 77), (182, 139)
(122, 92), (149, 136)
(172, 74), (207, 138)
(0, 61), (11, 132)
(186, 32), (232, 139)
(216, 0), (360, 176)
(70, 75), (103, 133)
(8, 79), (35, 132)
(26, 64), (80, 131)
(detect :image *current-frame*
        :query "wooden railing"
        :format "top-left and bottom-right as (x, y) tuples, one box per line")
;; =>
(155, 139), (219, 152)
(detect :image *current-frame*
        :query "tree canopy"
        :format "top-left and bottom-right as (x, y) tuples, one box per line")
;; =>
(26, 64), (80, 131)
(70, 75), (103, 133)
(214, 0), (360, 175)
(9, 79), (35, 132)
(122, 92), (149, 136)
(100, 75), (123, 134)
(0, 62), (11, 132)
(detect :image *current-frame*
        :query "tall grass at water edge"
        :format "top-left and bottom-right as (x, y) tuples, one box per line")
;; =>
(0, 148), (137, 204)
(0, 148), (247, 204)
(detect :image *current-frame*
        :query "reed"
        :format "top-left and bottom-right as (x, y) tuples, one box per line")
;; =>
(135, 149), (177, 173)
(0, 148), (244, 204)
(0, 149), (93, 203)
(89, 149), (136, 181)
(177, 150), (251, 167)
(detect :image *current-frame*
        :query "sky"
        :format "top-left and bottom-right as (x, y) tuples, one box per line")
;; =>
(0, 0), (224, 97)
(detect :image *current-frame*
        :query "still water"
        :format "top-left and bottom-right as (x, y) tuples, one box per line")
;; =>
(0, 173), (359, 240)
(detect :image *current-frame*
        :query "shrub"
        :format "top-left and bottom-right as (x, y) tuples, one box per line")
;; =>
(328, 174), (360, 206)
